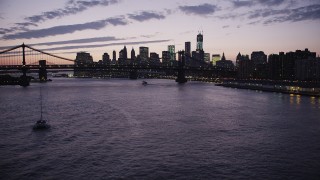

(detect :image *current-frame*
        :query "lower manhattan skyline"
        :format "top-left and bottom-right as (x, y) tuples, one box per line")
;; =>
(0, 0), (320, 61)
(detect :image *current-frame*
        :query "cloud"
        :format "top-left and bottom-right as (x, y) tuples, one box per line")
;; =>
(15, 22), (38, 27)
(41, 39), (171, 51)
(257, 0), (285, 6)
(248, 4), (320, 24)
(232, 1), (254, 8)
(128, 11), (165, 22)
(0, 0), (121, 37)
(25, 0), (120, 24)
(179, 3), (218, 16)
(28, 36), (124, 46)
(2, 17), (128, 40)
(1, 9), (168, 40)
(140, 32), (161, 38)
(232, 0), (287, 8)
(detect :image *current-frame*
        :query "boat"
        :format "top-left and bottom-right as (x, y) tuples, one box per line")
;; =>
(33, 119), (50, 130)
(33, 88), (50, 130)
(142, 81), (148, 85)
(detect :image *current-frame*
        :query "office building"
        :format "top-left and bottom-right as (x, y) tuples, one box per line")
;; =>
(139, 47), (149, 64)
(168, 45), (176, 61)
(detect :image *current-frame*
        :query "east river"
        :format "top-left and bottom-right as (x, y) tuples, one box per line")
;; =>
(1, 78), (320, 179)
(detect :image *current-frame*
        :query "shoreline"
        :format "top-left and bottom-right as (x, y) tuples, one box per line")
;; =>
(217, 80), (320, 97)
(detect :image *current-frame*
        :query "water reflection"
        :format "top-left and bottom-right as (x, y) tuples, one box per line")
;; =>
(289, 94), (320, 108)
(310, 97), (316, 105)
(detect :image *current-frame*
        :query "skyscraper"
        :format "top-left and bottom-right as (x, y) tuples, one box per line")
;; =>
(112, 50), (116, 61)
(185, 42), (191, 56)
(131, 48), (135, 60)
(168, 45), (175, 61)
(102, 53), (110, 64)
(204, 53), (210, 64)
(196, 32), (203, 51)
(123, 46), (127, 60)
(150, 52), (160, 65)
(251, 51), (267, 79)
(118, 46), (128, 65)
(75, 52), (93, 66)
(162, 51), (170, 66)
(112, 50), (116, 65)
(139, 47), (149, 64)
(251, 51), (267, 66)
(185, 42), (191, 65)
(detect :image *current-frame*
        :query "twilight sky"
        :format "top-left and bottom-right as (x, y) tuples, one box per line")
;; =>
(0, 0), (319, 61)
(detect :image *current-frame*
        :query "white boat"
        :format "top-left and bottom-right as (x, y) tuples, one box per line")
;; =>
(33, 120), (50, 130)
(33, 88), (50, 130)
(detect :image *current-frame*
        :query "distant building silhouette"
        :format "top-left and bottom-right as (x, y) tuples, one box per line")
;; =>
(296, 57), (320, 81)
(75, 52), (93, 66)
(162, 51), (170, 66)
(236, 52), (242, 70)
(216, 53), (234, 70)
(112, 50), (116, 65)
(102, 52), (110, 65)
(185, 42), (191, 65)
(267, 48), (316, 80)
(251, 51), (267, 79)
(131, 48), (136, 61)
(118, 46), (127, 65)
(204, 53), (210, 64)
(237, 53), (252, 79)
(139, 47), (149, 65)
(150, 52), (160, 65)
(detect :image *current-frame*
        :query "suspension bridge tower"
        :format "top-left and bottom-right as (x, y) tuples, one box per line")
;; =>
(176, 51), (187, 83)
(20, 43), (30, 86)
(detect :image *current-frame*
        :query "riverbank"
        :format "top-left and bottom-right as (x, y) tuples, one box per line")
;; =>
(217, 80), (320, 97)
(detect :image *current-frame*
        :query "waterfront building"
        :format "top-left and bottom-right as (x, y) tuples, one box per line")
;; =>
(283, 49), (316, 80)
(237, 53), (252, 79)
(268, 54), (282, 80)
(251, 51), (267, 79)
(295, 57), (320, 81)
(268, 49), (316, 81)
(251, 51), (267, 66)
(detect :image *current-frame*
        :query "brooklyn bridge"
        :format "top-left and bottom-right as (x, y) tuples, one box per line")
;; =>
(0, 43), (235, 86)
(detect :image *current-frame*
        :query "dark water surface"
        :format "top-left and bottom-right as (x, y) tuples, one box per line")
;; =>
(1, 78), (320, 179)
